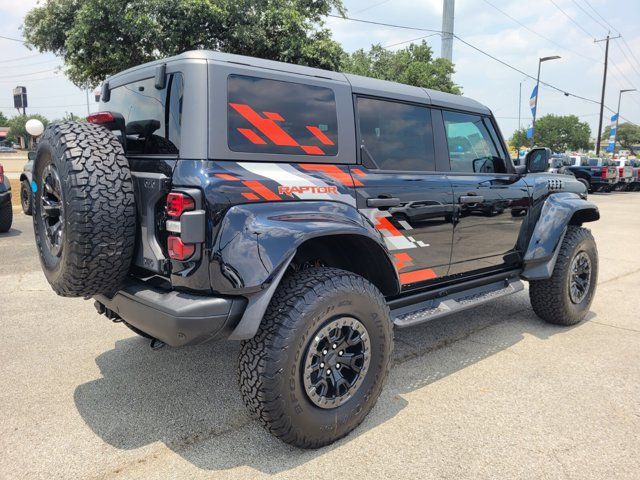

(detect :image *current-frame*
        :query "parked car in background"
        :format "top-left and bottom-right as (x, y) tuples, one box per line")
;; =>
(0, 163), (12, 232)
(612, 157), (635, 191)
(19, 151), (35, 215)
(547, 154), (574, 175)
(563, 155), (617, 192)
(0, 146), (17, 153)
(624, 158), (640, 191)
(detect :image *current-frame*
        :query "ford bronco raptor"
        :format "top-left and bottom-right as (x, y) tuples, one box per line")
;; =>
(31, 51), (599, 449)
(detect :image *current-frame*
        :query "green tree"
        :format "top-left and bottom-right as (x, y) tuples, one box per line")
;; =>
(23, 0), (346, 87)
(343, 42), (461, 93)
(601, 122), (640, 154)
(0, 112), (8, 127)
(510, 115), (591, 152)
(6, 114), (50, 147)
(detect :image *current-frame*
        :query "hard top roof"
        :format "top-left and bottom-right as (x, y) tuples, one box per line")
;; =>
(107, 50), (490, 115)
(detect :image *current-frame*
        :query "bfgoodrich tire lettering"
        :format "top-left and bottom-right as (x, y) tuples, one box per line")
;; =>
(529, 226), (598, 326)
(238, 267), (393, 449)
(32, 122), (136, 297)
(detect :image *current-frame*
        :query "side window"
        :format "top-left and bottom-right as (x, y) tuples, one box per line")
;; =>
(443, 111), (506, 173)
(356, 97), (435, 172)
(102, 73), (183, 155)
(227, 75), (338, 156)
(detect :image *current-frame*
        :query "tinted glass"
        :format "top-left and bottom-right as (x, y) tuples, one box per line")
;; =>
(103, 73), (183, 155)
(528, 150), (548, 172)
(443, 111), (506, 173)
(227, 75), (338, 156)
(356, 97), (435, 171)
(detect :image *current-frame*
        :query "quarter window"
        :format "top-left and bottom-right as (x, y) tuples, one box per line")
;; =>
(443, 111), (506, 173)
(102, 73), (183, 155)
(227, 75), (338, 156)
(356, 97), (435, 172)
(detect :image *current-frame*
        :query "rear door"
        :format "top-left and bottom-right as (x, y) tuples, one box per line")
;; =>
(353, 96), (454, 290)
(441, 111), (530, 275)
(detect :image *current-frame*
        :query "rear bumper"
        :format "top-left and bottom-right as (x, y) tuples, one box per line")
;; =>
(94, 278), (246, 347)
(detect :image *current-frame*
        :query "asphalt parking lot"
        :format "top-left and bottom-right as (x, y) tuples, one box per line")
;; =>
(1, 193), (639, 480)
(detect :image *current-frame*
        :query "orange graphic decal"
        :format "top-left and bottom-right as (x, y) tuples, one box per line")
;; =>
(242, 192), (260, 201)
(216, 173), (240, 181)
(242, 180), (281, 201)
(393, 252), (412, 271)
(299, 164), (364, 187)
(230, 103), (299, 147)
(306, 126), (334, 145)
(400, 268), (437, 285)
(351, 168), (366, 177)
(237, 128), (267, 145)
(300, 145), (325, 155)
(375, 216), (402, 237)
(263, 112), (285, 122)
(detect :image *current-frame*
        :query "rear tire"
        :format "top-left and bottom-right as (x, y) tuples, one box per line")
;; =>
(20, 179), (32, 215)
(238, 267), (393, 448)
(32, 122), (136, 297)
(0, 201), (12, 233)
(529, 226), (597, 326)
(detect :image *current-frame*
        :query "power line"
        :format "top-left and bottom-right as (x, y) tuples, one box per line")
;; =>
(330, 14), (637, 126)
(617, 37), (640, 78)
(0, 34), (25, 43)
(0, 68), (60, 79)
(582, 0), (619, 34)
(0, 58), (59, 69)
(480, 0), (598, 62)
(383, 33), (440, 49)
(0, 53), (42, 64)
(569, 0), (609, 32)
(547, 0), (595, 40)
(353, 0), (394, 15)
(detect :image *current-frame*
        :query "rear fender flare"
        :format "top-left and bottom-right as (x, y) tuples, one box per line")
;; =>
(521, 192), (599, 280)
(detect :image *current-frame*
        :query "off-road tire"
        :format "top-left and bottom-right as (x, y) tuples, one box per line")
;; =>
(21, 179), (32, 215)
(32, 122), (136, 297)
(529, 226), (598, 326)
(238, 267), (393, 449)
(0, 201), (12, 233)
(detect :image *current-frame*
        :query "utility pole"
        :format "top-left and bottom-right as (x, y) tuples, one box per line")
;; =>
(518, 81), (522, 130)
(85, 89), (90, 116)
(441, 0), (455, 64)
(594, 33), (621, 156)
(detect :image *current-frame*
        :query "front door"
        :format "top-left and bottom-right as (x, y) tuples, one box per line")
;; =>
(441, 110), (530, 275)
(353, 96), (455, 290)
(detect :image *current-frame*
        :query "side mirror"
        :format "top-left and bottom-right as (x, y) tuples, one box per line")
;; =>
(27, 151), (36, 162)
(525, 147), (552, 173)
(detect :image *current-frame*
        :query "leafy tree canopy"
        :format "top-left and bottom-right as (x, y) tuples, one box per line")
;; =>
(343, 42), (461, 94)
(6, 114), (50, 144)
(510, 114), (591, 152)
(601, 122), (640, 154)
(0, 112), (8, 127)
(23, 0), (347, 87)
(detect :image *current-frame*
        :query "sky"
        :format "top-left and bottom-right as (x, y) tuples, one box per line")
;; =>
(1, 0), (639, 139)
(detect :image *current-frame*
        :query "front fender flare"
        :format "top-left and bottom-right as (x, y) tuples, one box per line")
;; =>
(521, 193), (599, 280)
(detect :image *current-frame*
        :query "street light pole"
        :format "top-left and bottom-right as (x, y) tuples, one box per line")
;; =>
(530, 55), (561, 147)
(612, 88), (636, 154)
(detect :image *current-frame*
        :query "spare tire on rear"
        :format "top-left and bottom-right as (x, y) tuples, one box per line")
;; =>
(32, 122), (136, 297)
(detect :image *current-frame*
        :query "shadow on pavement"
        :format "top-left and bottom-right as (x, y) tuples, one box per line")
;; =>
(0, 227), (23, 238)
(74, 292), (583, 474)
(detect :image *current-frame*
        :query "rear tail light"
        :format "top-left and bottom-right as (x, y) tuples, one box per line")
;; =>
(166, 192), (195, 218)
(601, 167), (607, 179)
(167, 236), (195, 261)
(86, 111), (115, 124)
(0, 164), (4, 184)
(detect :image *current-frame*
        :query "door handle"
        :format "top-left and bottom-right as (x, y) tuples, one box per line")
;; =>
(367, 196), (401, 208)
(460, 195), (484, 204)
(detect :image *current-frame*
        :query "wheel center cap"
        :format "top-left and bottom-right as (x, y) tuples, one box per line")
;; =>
(325, 352), (338, 367)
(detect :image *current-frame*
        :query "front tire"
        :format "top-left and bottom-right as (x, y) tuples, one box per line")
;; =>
(529, 226), (598, 326)
(0, 201), (12, 233)
(238, 267), (393, 448)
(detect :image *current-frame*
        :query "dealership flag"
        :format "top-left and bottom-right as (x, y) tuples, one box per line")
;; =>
(529, 85), (538, 117)
(606, 113), (618, 152)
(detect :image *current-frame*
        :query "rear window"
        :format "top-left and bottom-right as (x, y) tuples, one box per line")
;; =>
(227, 75), (338, 156)
(102, 73), (183, 155)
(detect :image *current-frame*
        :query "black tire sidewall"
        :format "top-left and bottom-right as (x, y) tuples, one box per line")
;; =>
(32, 141), (67, 283)
(20, 179), (32, 215)
(279, 282), (391, 441)
(561, 235), (598, 320)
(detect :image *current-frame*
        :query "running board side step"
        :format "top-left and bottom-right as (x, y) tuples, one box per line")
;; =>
(391, 278), (524, 328)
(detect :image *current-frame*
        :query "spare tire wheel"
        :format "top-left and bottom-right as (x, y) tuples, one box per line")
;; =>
(32, 122), (136, 297)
